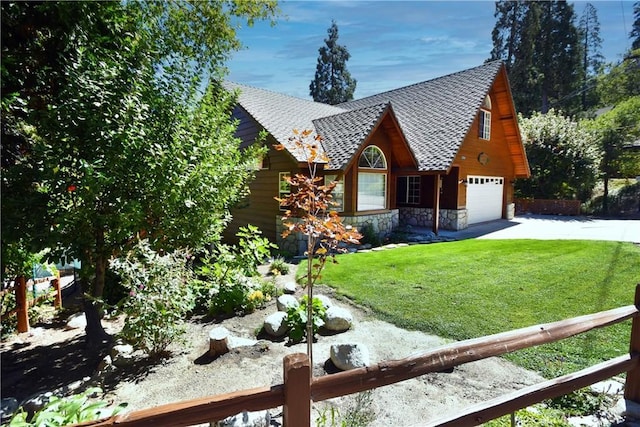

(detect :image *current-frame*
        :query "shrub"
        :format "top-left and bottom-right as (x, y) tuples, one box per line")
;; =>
(8, 387), (126, 426)
(209, 277), (277, 316)
(269, 256), (290, 275)
(315, 391), (376, 427)
(110, 239), (195, 357)
(358, 223), (381, 247)
(286, 296), (326, 343)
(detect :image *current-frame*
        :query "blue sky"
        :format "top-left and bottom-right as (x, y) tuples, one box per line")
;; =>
(227, 1), (636, 100)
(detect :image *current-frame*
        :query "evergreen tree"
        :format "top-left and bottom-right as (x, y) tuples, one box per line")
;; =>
(489, 0), (526, 69)
(309, 20), (356, 104)
(632, 2), (640, 50)
(578, 3), (604, 110)
(489, 1), (582, 116)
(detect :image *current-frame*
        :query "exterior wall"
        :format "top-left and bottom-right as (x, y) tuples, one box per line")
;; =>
(276, 210), (399, 256)
(399, 207), (468, 231)
(451, 81), (520, 219)
(225, 125), (300, 245)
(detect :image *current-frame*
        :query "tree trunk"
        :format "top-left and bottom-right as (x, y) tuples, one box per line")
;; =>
(84, 228), (111, 345)
(602, 175), (609, 215)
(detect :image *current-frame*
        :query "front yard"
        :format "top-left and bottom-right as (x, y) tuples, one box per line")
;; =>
(320, 239), (640, 378)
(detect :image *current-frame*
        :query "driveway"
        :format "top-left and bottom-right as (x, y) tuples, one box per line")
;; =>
(438, 214), (640, 243)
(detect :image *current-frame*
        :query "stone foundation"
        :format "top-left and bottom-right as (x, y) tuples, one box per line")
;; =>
(275, 210), (400, 256)
(399, 207), (468, 231)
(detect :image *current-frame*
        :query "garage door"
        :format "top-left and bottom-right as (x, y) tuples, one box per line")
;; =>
(466, 176), (504, 224)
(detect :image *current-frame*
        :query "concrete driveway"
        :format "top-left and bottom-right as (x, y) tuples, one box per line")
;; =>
(438, 214), (640, 243)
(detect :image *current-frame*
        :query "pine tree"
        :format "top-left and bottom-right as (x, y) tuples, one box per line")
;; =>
(632, 2), (640, 50)
(578, 3), (604, 109)
(489, 0), (582, 116)
(489, 0), (526, 69)
(309, 20), (356, 104)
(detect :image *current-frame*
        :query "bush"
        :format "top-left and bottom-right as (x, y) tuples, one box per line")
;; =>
(269, 256), (290, 275)
(110, 239), (195, 357)
(209, 277), (277, 316)
(8, 387), (126, 426)
(286, 296), (326, 343)
(358, 223), (381, 247)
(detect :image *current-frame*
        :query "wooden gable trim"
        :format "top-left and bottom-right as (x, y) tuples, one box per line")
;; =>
(340, 105), (418, 175)
(493, 66), (531, 178)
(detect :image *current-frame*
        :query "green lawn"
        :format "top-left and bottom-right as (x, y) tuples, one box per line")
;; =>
(318, 239), (640, 377)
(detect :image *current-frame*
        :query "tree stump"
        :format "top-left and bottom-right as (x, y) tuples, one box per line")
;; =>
(209, 327), (230, 357)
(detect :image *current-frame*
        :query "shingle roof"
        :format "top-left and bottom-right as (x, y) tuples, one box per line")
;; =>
(338, 60), (503, 171)
(313, 102), (391, 169)
(226, 60), (504, 172)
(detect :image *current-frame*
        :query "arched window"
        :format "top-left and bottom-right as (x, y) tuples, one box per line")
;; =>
(479, 95), (492, 140)
(358, 146), (387, 169)
(357, 145), (387, 211)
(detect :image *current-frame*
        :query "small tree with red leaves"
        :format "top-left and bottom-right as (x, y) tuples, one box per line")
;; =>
(275, 129), (361, 367)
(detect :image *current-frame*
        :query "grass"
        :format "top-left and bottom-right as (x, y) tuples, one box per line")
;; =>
(318, 239), (640, 378)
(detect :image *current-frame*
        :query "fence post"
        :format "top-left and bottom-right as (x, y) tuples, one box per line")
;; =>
(16, 275), (29, 333)
(283, 353), (311, 426)
(624, 283), (640, 403)
(53, 272), (62, 308)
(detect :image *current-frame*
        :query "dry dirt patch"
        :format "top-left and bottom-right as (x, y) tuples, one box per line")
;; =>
(1, 268), (544, 426)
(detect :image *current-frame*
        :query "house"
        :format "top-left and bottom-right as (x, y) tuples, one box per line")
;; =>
(223, 60), (530, 255)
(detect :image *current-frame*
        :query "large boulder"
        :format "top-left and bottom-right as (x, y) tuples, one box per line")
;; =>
(263, 312), (289, 338)
(276, 295), (298, 312)
(323, 306), (353, 332)
(282, 281), (297, 294)
(330, 343), (370, 371)
(65, 313), (87, 330)
(314, 294), (333, 310)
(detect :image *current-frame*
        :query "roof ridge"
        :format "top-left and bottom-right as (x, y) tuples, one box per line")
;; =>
(339, 60), (503, 106)
(224, 80), (347, 111)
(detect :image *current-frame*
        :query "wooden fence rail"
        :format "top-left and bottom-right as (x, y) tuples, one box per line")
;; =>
(80, 284), (640, 427)
(1, 274), (62, 333)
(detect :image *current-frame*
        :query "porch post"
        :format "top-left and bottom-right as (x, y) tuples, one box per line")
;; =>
(432, 174), (440, 235)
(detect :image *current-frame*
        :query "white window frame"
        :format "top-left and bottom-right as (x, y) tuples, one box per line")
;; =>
(324, 174), (344, 212)
(357, 145), (388, 211)
(398, 175), (420, 204)
(479, 95), (492, 140)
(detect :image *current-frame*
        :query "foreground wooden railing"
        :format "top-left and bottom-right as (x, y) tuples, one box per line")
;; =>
(1, 274), (62, 333)
(82, 284), (640, 427)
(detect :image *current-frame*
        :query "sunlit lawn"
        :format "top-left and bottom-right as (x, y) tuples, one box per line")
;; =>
(318, 239), (640, 377)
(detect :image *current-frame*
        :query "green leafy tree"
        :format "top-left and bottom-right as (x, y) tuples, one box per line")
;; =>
(578, 3), (604, 110)
(1, 1), (278, 342)
(583, 97), (640, 214)
(631, 2), (640, 50)
(275, 130), (360, 368)
(309, 20), (357, 105)
(596, 49), (640, 106)
(516, 110), (599, 201)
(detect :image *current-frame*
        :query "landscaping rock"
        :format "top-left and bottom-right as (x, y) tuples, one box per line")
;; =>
(590, 378), (624, 395)
(263, 312), (289, 338)
(227, 336), (258, 349)
(282, 281), (297, 294)
(330, 343), (369, 371)
(323, 306), (353, 332)
(20, 391), (53, 415)
(276, 294), (298, 312)
(110, 344), (136, 367)
(215, 409), (270, 427)
(65, 313), (87, 330)
(314, 294), (333, 310)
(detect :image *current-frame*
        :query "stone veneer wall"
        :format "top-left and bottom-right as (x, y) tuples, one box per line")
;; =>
(506, 203), (515, 220)
(398, 207), (468, 231)
(275, 210), (400, 256)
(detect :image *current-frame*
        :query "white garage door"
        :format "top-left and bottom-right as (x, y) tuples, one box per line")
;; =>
(466, 176), (504, 224)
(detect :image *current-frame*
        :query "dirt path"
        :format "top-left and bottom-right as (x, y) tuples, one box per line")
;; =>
(1, 267), (544, 426)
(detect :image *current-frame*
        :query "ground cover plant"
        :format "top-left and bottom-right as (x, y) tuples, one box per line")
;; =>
(319, 239), (640, 378)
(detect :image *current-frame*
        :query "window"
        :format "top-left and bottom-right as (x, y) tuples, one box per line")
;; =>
(324, 174), (344, 212)
(278, 172), (290, 211)
(397, 176), (420, 204)
(358, 146), (387, 169)
(479, 95), (491, 140)
(357, 145), (387, 211)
